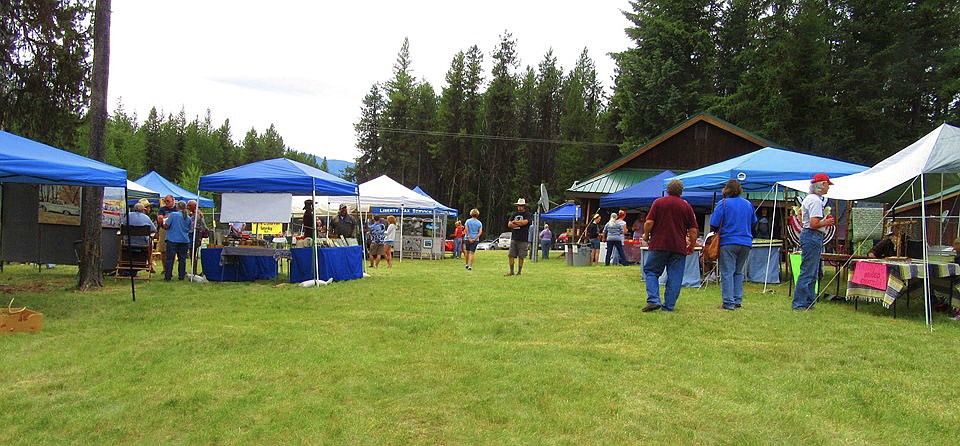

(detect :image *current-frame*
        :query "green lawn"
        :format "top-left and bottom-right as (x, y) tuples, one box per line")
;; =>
(2, 251), (959, 444)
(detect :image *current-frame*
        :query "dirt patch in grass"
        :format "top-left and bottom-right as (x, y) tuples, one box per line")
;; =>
(0, 281), (58, 295)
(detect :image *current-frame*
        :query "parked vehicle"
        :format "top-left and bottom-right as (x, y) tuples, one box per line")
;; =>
(496, 232), (512, 249)
(476, 239), (498, 250)
(39, 200), (79, 216)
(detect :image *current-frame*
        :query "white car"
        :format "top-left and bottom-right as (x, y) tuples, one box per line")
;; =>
(476, 239), (497, 250)
(497, 232), (512, 249)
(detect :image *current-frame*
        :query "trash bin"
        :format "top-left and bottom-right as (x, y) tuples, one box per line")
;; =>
(572, 244), (591, 266)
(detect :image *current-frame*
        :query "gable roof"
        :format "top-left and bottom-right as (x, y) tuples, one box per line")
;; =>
(567, 168), (665, 196)
(593, 113), (777, 177)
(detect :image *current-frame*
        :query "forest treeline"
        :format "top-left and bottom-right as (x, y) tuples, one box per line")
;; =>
(3, 0), (959, 233)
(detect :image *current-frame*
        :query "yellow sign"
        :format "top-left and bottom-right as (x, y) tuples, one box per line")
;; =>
(251, 223), (283, 234)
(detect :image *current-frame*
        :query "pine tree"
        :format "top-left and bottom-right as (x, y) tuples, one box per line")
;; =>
(353, 83), (385, 181)
(484, 31), (521, 225)
(611, 0), (721, 148)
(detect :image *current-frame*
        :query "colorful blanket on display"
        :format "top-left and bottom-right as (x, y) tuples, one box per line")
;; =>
(846, 259), (960, 308)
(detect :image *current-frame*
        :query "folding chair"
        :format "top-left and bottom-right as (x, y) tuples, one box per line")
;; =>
(700, 252), (719, 289)
(115, 224), (154, 280)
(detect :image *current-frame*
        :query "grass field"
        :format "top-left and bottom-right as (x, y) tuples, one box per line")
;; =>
(2, 251), (959, 444)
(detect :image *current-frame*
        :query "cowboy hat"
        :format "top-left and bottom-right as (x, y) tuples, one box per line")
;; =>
(514, 198), (527, 206)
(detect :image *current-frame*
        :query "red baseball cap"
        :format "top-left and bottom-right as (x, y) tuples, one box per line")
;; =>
(811, 173), (833, 185)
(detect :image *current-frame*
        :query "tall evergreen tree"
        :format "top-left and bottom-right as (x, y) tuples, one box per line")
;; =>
(0, 0), (94, 148)
(380, 37), (418, 183)
(352, 83), (385, 182)
(78, 0), (110, 290)
(533, 50), (563, 191)
(611, 0), (721, 150)
(484, 31), (521, 224)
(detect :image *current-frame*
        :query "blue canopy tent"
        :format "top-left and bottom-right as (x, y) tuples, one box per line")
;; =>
(666, 147), (868, 192)
(667, 148), (868, 293)
(410, 185), (459, 217)
(0, 130), (146, 299)
(0, 130), (126, 186)
(601, 170), (716, 208)
(135, 171), (214, 207)
(541, 203), (581, 221)
(199, 158), (361, 285)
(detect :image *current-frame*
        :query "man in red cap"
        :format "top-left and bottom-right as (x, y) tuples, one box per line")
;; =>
(793, 173), (836, 310)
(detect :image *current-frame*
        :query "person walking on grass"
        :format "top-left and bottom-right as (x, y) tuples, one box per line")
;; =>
(506, 198), (531, 276)
(709, 179), (756, 311)
(464, 208), (482, 271)
(641, 180), (698, 312)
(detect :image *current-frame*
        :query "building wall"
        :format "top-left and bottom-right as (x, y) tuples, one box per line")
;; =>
(618, 121), (765, 170)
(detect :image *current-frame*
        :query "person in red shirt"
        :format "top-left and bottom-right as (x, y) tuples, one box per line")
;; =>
(452, 220), (465, 260)
(641, 179), (698, 312)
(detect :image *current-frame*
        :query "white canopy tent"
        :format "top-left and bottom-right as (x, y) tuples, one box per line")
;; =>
(292, 175), (456, 260)
(778, 123), (960, 326)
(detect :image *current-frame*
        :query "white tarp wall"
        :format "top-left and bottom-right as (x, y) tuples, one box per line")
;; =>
(221, 193), (294, 222)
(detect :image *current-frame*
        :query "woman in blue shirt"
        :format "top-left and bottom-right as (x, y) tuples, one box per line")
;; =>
(709, 179), (757, 310)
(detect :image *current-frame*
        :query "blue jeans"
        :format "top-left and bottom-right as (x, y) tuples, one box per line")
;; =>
(605, 240), (628, 266)
(720, 244), (751, 308)
(793, 229), (824, 309)
(540, 240), (551, 259)
(453, 238), (463, 259)
(165, 241), (189, 280)
(643, 250), (686, 310)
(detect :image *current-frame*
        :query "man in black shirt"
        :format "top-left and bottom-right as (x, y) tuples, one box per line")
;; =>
(506, 198), (531, 276)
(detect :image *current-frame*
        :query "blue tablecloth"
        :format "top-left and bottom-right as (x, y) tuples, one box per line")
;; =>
(201, 247), (278, 282)
(640, 248), (701, 288)
(289, 246), (364, 283)
(746, 243), (781, 283)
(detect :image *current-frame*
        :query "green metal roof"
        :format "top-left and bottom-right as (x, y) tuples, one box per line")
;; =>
(567, 168), (666, 195)
(894, 183), (960, 211)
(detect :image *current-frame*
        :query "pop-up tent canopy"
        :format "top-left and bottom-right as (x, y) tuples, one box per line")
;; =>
(667, 147), (868, 192)
(0, 130), (127, 186)
(124, 180), (159, 200)
(199, 158), (361, 286)
(135, 171), (214, 207)
(541, 203), (581, 221)
(778, 123), (960, 326)
(412, 185), (459, 217)
(200, 158), (358, 196)
(0, 130), (151, 299)
(602, 170), (717, 208)
(778, 124), (960, 201)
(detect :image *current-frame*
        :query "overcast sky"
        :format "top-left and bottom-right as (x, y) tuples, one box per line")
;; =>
(108, 1), (634, 162)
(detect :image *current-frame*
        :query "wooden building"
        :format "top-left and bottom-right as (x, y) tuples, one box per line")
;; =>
(568, 113), (778, 220)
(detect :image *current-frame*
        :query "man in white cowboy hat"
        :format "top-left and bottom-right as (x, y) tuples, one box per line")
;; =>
(505, 198), (532, 276)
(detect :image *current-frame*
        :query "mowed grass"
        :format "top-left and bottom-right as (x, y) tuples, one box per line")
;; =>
(1, 250), (959, 444)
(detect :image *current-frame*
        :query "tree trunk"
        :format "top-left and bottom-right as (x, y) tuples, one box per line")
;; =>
(77, 0), (112, 290)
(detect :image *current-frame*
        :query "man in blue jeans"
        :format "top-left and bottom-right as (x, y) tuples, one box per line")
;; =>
(162, 201), (192, 281)
(641, 180), (698, 312)
(793, 173), (835, 310)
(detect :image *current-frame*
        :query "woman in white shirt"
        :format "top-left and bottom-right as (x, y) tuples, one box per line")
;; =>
(383, 215), (397, 268)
